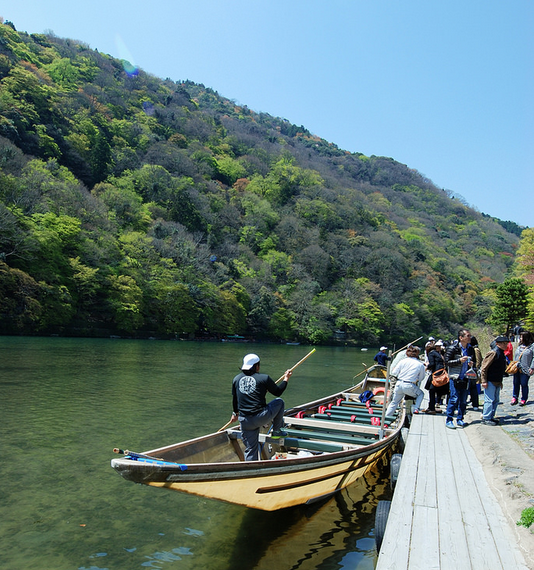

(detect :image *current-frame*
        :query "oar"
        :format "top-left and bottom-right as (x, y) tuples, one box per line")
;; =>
(113, 448), (164, 461)
(218, 348), (317, 431)
(391, 336), (423, 357)
(275, 347), (316, 384)
(353, 367), (369, 381)
(218, 418), (238, 432)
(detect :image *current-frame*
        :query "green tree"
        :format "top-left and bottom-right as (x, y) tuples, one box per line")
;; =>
(215, 155), (246, 185)
(268, 156), (322, 204)
(515, 228), (534, 329)
(92, 182), (152, 230)
(107, 274), (144, 332)
(268, 307), (296, 340)
(488, 278), (529, 335)
(88, 120), (113, 184)
(0, 261), (42, 331)
(24, 212), (81, 283)
(150, 282), (199, 335)
(336, 298), (384, 342)
(38, 283), (74, 330)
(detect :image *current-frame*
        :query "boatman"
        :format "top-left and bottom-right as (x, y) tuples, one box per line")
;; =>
(373, 346), (389, 367)
(231, 353), (292, 461)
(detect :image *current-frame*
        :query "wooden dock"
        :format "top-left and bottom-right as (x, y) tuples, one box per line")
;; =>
(375, 412), (529, 570)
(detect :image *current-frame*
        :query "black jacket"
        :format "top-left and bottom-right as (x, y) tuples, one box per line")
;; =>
(445, 341), (475, 378)
(232, 372), (287, 416)
(480, 348), (507, 384)
(427, 349), (445, 372)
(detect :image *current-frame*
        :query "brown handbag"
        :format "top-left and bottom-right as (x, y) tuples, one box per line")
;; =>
(506, 348), (526, 375)
(432, 368), (449, 387)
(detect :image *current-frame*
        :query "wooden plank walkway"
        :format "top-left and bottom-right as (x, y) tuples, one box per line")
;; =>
(376, 412), (529, 570)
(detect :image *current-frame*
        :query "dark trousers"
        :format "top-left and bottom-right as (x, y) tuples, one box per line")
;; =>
(513, 372), (530, 402)
(425, 375), (448, 411)
(239, 398), (285, 461)
(446, 378), (469, 422)
(468, 380), (480, 408)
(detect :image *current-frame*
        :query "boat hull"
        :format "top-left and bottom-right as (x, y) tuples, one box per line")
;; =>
(111, 367), (402, 511)
(112, 438), (392, 510)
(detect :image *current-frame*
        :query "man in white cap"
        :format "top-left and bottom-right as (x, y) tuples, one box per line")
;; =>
(231, 354), (292, 461)
(373, 346), (389, 367)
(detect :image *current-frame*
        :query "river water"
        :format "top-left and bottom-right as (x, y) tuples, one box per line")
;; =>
(1, 337), (395, 570)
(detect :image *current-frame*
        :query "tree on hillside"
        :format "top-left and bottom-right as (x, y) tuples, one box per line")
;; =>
(488, 278), (529, 335)
(514, 228), (534, 329)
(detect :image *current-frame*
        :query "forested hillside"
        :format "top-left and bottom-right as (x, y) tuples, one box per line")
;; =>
(0, 21), (525, 343)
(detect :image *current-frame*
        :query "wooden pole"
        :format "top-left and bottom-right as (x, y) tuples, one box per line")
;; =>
(218, 417), (237, 432)
(352, 367), (370, 381)
(379, 349), (393, 440)
(275, 348), (316, 384)
(391, 336), (423, 357)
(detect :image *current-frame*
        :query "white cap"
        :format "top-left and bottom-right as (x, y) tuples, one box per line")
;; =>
(428, 336), (435, 341)
(242, 353), (260, 371)
(380, 346), (388, 351)
(435, 340), (444, 346)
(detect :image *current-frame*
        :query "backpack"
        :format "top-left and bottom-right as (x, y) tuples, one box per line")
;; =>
(359, 390), (374, 404)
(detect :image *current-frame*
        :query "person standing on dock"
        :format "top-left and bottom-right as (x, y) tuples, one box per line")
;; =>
(385, 345), (425, 416)
(231, 354), (292, 461)
(480, 335), (509, 425)
(510, 330), (534, 407)
(424, 340), (447, 414)
(444, 329), (475, 429)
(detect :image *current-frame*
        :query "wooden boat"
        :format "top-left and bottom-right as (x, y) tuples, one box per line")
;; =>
(111, 364), (403, 511)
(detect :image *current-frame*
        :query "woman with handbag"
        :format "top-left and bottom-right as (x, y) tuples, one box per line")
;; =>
(511, 331), (534, 406)
(424, 340), (447, 414)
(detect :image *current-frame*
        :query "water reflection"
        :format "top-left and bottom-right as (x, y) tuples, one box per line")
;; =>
(227, 456), (390, 570)
(90, 458), (390, 570)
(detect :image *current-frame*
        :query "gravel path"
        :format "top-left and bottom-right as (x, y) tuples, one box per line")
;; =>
(493, 377), (534, 458)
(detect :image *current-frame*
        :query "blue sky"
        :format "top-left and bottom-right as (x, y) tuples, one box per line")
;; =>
(3, 1), (533, 227)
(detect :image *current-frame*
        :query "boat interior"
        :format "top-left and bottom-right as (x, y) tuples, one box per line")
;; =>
(142, 366), (402, 465)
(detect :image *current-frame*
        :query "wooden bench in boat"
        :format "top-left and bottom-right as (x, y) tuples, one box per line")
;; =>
(227, 429), (353, 454)
(307, 408), (386, 420)
(284, 428), (376, 447)
(318, 401), (385, 411)
(282, 437), (346, 453)
(311, 412), (396, 425)
(284, 415), (395, 436)
(323, 405), (393, 418)
(338, 401), (385, 410)
(284, 422), (379, 441)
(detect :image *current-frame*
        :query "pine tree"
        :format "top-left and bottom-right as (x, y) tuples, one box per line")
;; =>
(488, 278), (529, 335)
